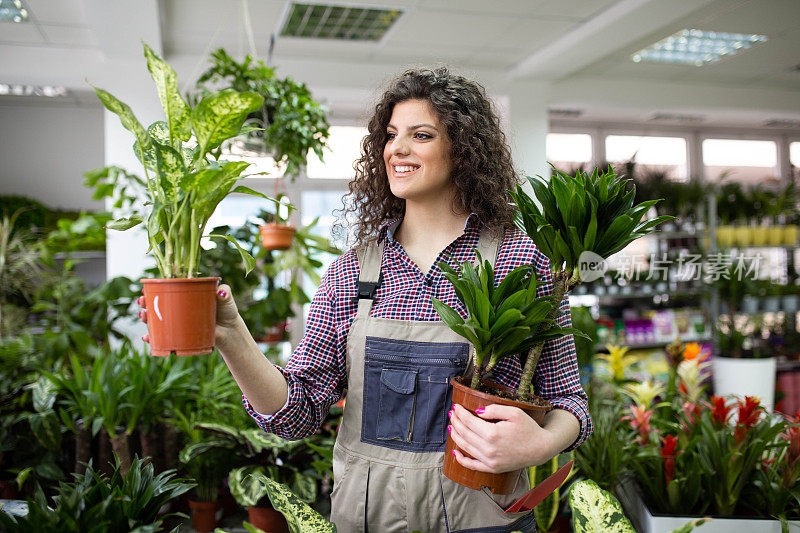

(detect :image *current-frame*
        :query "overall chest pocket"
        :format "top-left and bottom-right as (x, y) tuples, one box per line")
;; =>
(362, 336), (468, 453)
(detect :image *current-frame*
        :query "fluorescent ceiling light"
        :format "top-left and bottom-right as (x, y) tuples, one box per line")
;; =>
(281, 3), (402, 41)
(632, 29), (767, 66)
(0, 84), (69, 97)
(0, 0), (28, 22)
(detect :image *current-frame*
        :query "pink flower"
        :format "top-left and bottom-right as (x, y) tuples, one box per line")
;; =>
(622, 404), (654, 445)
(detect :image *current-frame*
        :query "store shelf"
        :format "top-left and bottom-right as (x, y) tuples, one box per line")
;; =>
(594, 337), (712, 351)
(53, 250), (106, 260)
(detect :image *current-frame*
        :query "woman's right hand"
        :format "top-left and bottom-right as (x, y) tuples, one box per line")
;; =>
(137, 283), (245, 345)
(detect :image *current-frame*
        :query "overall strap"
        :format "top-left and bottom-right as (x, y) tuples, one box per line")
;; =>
(354, 238), (383, 316)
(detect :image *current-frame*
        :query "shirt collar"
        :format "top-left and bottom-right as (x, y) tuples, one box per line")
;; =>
(377, 212), (481, 244)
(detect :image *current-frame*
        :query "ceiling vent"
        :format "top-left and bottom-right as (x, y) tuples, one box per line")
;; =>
(648, 112), (704, 123)
(281, 3), (402, 41)
(548, 108), (583, 118)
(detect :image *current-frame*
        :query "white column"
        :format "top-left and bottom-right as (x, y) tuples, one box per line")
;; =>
(506, 82), (551, 190)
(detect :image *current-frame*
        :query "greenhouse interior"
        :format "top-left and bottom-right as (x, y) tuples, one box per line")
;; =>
(2, 0), (800, 532)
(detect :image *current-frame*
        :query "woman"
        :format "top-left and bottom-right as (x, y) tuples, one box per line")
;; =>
(140, 68), (591, 532)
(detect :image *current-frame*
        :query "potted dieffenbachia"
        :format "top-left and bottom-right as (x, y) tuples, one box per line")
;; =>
(92, 43), (276, 356)
(434, 166), (671, 492)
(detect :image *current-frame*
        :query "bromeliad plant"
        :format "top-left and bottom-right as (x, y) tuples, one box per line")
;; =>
(92, 43), (276, 279)
(508, 166), (673, 399)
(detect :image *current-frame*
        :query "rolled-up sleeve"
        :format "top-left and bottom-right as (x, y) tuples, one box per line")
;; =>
(242, 256), (349, 440)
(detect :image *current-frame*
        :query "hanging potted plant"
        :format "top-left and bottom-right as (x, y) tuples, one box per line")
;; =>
(256, 194), (298, 251)
(433, 166), (671, 493)
(193, 48), (330, 181)
(91, 43), (274, 357)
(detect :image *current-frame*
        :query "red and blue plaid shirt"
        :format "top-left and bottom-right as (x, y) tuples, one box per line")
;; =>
(244, 213), (592, 450)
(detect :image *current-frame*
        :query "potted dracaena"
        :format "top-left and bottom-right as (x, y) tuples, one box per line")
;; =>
(92, 43), (281, 357)
(433, 165), (672, 493)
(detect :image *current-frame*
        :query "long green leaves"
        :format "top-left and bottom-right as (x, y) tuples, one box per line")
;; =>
(510, 166), (674, 280)
(432, 253), (579, 390)
(90, 42), (270, 278)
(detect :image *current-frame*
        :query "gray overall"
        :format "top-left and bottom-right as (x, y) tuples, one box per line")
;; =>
(329, 228), (537, 533)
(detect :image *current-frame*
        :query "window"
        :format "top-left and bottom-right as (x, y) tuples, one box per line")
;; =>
(307, 126), (368, 179)
(605, 135), (687, 180)
(791, 141), (800, 180)
(702, 138), (778, 184)
(546, 133), (592, 173)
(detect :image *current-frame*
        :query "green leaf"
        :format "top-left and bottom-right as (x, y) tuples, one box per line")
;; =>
(192, 89), (264, 159)
(431, 298), (465, 328)
(106, 215), (144, 231)
(251, 474), (337, 533)
(153, 142), (186, 203)
(231, 186), (277, 202)
(569, 480), (636, 533)
(489, 308), (523, 339)
(92, 85), (151, 151)
(143, 43), (191, 142)
(208, 234), (256, 276)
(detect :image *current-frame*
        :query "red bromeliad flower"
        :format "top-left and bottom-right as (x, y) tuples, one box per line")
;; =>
(680, 401), (701, 433)
(660, 435), (680, 484)
(709, 395), (733, 427)
(734, 396), (762, 443)
(785, 424), (800, 469)
(622, 404), (654, 445)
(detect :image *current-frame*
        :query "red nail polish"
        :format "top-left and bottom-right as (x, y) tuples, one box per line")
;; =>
(476, 407), (485, 415)
(218, 290), (227, 298)
(448, 409), (453, 419)
(447, 425), (452, 434)
(452, 450), (457, 457)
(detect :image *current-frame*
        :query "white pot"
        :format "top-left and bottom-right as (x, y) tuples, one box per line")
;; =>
(762, 296), (781, 313)
(713, 356), (777, 412)
(616, 479), (797, 533)
(783, 295), (799, 313)
(741, 295), (759, 314)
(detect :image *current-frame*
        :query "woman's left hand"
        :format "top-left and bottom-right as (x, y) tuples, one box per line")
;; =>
(448, 403), (557, 473)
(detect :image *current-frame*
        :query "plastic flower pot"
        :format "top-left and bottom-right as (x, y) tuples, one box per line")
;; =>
(768, 226), (785, 246)
(716, 226), (735, 247)
(259, 223), (296, 251)
(189, 499), (221, 533)
(751, 226), (769, 247)
(713, 356), (777, 412)
(783, 295), (800, 313)
(443, 378), (552, 494)
(783, 225), (799, 246)
(248, 506), (289, 532)
(140, 277), (220, 357)
(733, 226), (752, 247)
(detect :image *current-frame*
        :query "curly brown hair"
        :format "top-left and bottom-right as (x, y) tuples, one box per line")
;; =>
(334, 67), (520, 248)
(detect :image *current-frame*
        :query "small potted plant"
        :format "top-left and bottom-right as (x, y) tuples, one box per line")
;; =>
(91, 43), (274, 357)
(256, 195), (298, 251)
(193, 48), (330, 181)
(434, 166), (671, 493)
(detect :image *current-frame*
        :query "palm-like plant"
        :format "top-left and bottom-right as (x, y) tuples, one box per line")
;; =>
(508, 166), (672, 398)
(431, 251), (583, 395)
(0, 209), (43, 335)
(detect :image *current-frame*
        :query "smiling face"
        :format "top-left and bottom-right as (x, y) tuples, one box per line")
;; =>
(383, 99), (454, 204)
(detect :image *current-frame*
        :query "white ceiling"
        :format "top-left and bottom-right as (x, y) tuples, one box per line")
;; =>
(0, 0), (798, 128)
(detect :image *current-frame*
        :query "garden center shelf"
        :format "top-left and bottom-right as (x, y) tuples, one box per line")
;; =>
(593, 337), (712, 352)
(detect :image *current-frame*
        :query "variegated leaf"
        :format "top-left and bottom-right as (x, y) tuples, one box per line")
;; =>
(154, 142), (186, 203)
(143, 44), (191, 142)
(92, 85), (151, 151)
(106, 215), (144, 231)
(569, 480), (635, 533)
(192, 89), (264, 158)
(252, 474), (337, 533)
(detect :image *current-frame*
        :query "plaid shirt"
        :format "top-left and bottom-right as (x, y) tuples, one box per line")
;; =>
(244, 213), (592, 451)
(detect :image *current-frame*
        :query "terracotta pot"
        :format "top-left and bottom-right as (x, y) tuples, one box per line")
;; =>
(140, 278), (220, 357)
(248, 506), (289, 532)
(443, 378), (552, 494)
(0, 479), (19, 499)
(189, 499), (220, 533)
(260, 224), (296, 251)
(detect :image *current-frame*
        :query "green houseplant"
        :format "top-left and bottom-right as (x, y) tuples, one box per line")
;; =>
(193, 48), (330, 180)
(91, 43), (276, 357)
(433, 166), (671, 491)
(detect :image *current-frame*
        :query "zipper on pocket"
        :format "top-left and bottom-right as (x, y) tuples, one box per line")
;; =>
(367, 351), (465, 367)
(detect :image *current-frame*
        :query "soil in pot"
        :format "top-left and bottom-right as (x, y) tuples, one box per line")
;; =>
(260, 224), (296, 251)
(443, 377), (552, 494)
(248, 505), (289, 533)
(189, 499), (221, 533)
(141, 277), (220, 357)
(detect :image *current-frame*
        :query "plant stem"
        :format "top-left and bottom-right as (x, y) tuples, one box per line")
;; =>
(187, 210), (198, 278)
(516, 270), (570, 401)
